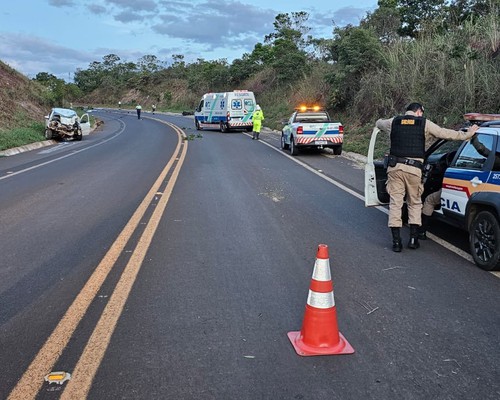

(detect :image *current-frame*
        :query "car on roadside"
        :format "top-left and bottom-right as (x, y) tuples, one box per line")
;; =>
(44, 108), (91, 141)
(364, 113), (500, 271)
(280, 106), (344, 156)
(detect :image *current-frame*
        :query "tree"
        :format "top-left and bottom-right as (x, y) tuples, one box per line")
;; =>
(361, 0), (401, 43)
(102, 54), (121, 70)
(229, 43), (273, 84)
(33, 72), (67, 106)
(265, 12), (311, 49)
(326, 25), (385, 109)
(264, 12), (311, 85)
(447, 0), (499, 25)
(396, 0), (448, 38)
(186, 59), (230, 93)
(138, 55), (162, 74)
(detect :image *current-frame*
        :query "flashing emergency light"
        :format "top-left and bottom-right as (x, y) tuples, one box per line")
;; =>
(296, 104), (323, 112)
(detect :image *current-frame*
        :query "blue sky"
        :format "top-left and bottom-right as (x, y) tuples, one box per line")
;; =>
(0, 0), (377, 81)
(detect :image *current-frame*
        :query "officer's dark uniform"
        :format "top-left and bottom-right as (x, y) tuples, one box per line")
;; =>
(386, 114), (426, 251)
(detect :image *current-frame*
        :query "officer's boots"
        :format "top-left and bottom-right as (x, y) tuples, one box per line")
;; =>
(418, 215), (429, 240)
(391, 227), (403, 252)
(408, 224), (420, 249)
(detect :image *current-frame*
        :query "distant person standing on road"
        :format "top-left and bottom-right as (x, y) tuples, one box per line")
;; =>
(152, 104), (156, 114)
(136, 104), (142, 119)
(376, 102), (478, 252)
(252, 105), (264, 140)
(118, 100), (121, 109)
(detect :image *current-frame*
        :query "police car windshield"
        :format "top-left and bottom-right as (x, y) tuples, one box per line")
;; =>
(295, 112), (329, 122)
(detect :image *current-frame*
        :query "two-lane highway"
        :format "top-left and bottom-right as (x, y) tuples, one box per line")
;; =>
(1, 110), (499, 399)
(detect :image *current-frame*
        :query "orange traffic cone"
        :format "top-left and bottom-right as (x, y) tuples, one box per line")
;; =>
(288, 244), (354, 356)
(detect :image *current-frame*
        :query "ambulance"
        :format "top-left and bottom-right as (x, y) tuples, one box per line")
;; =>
(194, 90), (256, 133)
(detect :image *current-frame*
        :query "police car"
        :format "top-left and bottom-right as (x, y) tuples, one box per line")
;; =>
(365, 113), (500, 271)
(281, 106), (344, 155)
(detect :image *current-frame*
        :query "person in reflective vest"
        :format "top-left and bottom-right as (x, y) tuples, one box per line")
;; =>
(136, 104), (142, 120)
(376, 102), (479, 252)
(252, 105), (264, 140)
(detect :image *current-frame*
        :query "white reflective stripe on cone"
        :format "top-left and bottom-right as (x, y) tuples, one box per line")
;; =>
(312, 258), (331, 282)
(307, 290), (335, 309)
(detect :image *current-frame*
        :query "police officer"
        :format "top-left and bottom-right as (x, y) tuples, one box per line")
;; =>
(136, 103), (142, 119)
(376, 103), (479, 252)
(252, 105), (264, 140)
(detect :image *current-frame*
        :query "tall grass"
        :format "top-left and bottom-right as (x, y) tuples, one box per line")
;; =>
(353, 12), (500, 127)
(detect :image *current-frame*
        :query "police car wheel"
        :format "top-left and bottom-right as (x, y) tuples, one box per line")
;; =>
(469, 211), (500, 271)
(290, 138), (298, 155)
(281, 134), (289, 150)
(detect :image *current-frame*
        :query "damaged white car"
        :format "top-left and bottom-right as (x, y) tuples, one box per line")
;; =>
(44, 108), (91, 141)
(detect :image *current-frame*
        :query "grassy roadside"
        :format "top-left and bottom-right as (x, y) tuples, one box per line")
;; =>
(0, 122), (46, 151)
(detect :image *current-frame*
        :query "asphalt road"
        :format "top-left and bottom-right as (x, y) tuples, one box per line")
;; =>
(0, 110), (498, 400)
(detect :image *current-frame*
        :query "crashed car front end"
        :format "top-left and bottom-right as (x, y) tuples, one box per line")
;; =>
(45, 108), (83, 141)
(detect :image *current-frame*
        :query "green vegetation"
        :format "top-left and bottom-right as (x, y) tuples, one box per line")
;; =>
(1, 1), (499, 154)
(0, 122), (45, 151)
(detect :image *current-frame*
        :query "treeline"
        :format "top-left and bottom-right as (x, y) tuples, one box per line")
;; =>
(34, 0), (500, 131)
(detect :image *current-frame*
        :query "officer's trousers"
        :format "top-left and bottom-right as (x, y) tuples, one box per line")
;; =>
(422, 190), (442, 216)
(387, 168), (423, 227)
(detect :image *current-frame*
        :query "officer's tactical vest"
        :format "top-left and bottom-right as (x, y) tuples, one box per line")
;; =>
(390, 115), (426, 158)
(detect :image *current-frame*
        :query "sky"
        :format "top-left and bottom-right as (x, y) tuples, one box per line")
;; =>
(0, 0), (377, 81)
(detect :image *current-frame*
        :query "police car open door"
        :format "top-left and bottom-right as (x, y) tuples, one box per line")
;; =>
(364, 127), (390, 207)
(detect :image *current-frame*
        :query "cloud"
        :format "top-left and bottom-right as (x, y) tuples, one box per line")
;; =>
(114, 10), (147, 22)
(87, 4), (107, 14)
(329, 6), (370, 27)
(48, 0), (76, 7)
(106, 0), (158, 12)
(0, 33), (94, 79)
(152, 0), (274, 51)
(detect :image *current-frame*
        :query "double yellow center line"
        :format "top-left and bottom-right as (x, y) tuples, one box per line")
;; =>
(8, 120), (188, 400)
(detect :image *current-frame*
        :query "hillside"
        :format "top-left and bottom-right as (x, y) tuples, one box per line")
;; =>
(0, 61), (49, 131)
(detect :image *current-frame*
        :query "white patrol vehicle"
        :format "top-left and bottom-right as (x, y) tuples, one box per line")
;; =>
(280, 106), (344, 156)
(365, 113), (500, 271)
(194, 90), (256, 133)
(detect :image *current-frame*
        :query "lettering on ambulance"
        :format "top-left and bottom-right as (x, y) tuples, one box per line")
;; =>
(493, 173), (500, 180)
